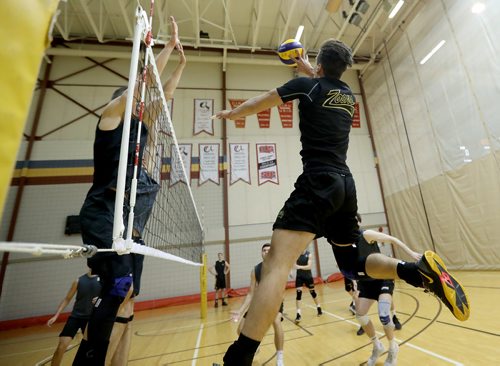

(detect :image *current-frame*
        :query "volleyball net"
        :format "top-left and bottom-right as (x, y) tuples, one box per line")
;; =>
(0, 6), (204, 267)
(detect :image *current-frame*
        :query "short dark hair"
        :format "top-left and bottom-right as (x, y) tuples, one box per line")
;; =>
(111, 86), (127, 101)
(317, 39), (353, 79)
(261, 243), (271, 250)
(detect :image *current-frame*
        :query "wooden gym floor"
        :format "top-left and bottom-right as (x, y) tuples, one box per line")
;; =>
(1, 271), (499, 365)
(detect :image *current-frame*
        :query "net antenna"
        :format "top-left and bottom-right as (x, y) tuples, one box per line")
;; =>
(0, 5), (204, 266)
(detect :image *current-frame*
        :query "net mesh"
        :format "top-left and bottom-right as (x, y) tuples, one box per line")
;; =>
(121, 31), (203, 264)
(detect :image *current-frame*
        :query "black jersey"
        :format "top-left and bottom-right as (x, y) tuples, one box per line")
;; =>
(296, 251), (312, 278)
(86, 116), (148, 199)
(215, 260), (226, 277)
(71, 274), (102, 319)
(276, 77), (355, 172)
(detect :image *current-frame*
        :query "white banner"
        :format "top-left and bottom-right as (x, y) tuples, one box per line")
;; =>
(229, 143), (250, 185)
(199, 143), (220, 186)
(193, 98), (214, 135)
(256, 143), (279, 185)
(170, 143), (192, 186)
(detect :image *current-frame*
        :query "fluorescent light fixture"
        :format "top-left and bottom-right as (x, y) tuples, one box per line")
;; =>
(471, 2), (485, 14)
(484, 145), (491, 150)
(464, 158), (472, 163)
(388, 0), (404, 19)
(295, 25), (304, 41)
(459, 146), (466, 150)
(420, 40), (446, 65)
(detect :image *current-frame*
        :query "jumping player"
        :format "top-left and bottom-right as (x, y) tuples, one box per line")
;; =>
(212, 39), (469, 365)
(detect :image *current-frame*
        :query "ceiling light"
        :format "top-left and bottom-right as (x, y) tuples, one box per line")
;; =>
(388, 0), (404, 19)
(343, 11), (363, 27)
(420, 40), (446, 65)
(471, 2), (485, 14)
(356, 0), (370, 14)
(325, 0), (342, 13)
(295, 25), (304, 42)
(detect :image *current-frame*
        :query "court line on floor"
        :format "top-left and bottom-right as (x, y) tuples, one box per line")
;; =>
(191, 323), (204, 366)
(310, 297), (463, 366)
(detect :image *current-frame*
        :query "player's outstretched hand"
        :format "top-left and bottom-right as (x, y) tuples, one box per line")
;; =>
(211, 110), (233, 120)
(293, 54), (315, 77)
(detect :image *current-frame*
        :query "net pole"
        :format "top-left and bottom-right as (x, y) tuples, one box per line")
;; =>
(112, 7), (146, 244)
(200, 253), (208, 320)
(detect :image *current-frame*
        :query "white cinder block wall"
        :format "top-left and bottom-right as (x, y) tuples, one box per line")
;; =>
(0, 50), (385, 321)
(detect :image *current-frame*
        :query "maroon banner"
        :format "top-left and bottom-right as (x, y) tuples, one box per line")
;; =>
(256, 108), (271, 128)
(229, 99), (247, 128)
(352, 102), (361, 128)
(277, 101), (293, 128)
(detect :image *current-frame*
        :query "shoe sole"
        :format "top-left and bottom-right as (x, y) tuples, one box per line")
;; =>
(419, 251), (470, 321)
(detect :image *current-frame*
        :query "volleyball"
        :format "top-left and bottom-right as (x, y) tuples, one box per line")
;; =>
(277, 39), (304, 66)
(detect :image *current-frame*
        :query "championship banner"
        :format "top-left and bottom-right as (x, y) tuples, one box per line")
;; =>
(198, 143), (220, 186)
(256, 108), (271, 128)
(229, 143), (250, 185)
(352, 102), (361, 128)
(170, 143), (192, 186)
(228, 99), (247, 128)
(256, 143), (279, 185)
(277, 101), (293, 128)
(193, 98), (214, 135)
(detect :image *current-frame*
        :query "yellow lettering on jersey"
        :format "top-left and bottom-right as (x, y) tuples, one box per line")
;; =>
(322, 89), (355, 117)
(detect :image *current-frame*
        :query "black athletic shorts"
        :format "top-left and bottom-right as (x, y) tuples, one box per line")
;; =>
(295, 275), (314, 289)
(59, 316), (88, 338)
(357, 280), (394, 301)
(344, 277), (355, 292)
(330, 240), (380, 281)
(273, 168), (359, 244)
(215, 275), (226, 290)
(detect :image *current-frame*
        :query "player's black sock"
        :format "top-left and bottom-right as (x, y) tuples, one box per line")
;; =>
(223, 334), (259, 366)
(396, 262), (423, 288)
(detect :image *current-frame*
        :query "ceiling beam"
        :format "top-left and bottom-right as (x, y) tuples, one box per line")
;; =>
(251, 0), (264, 52)
(279, 0), (299, 44)
(118, 0), (133, 38)
(336, 0), (362, 40)
(79, 0), (104, 42)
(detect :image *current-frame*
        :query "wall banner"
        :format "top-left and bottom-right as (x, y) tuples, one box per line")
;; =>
(228, 99), (247, 128)
(256, 143), (279, 185)
(170, 143), (192, 186)
(352, 102), (361, 128)
(229, 143), (250, 185)
(193, 98), (214, 135)
(256, 108), (271, 128)
(198, 143), (220, 186)
(277, 101), (293, 128)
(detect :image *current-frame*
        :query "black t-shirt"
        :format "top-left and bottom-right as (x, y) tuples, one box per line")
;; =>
(276, 77), (355, 172)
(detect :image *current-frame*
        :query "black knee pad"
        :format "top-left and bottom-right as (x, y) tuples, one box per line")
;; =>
(309, 289), (317, 299)
(296, 289), (302, 301)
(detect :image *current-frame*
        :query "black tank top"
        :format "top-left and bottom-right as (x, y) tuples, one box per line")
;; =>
(296, 251), (312, 277)
(87, 116), (148, 198)
(215, 260), (226, 277)
(72, 274), (102, 319)
(254, 262), (263, 284)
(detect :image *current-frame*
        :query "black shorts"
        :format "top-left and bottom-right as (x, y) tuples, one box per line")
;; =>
(273, 169), (359, 244)
(59, 316), (88, 338)
(331, 239), (380, 281)
(215, 275), (226, 290)
(358, 280), (394, 300)
(295, 275), (314, 289)
(344, 277), (355, 292)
